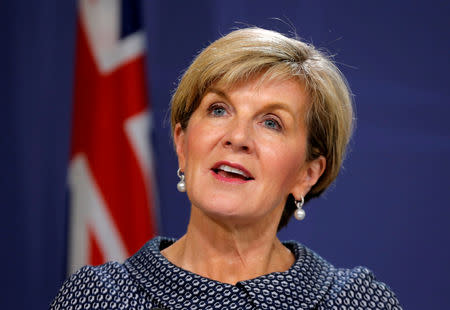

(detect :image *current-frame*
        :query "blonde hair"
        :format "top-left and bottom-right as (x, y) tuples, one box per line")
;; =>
(171, 27), (354, 230)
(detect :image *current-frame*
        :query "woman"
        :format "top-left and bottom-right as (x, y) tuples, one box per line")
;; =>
(51, 28), (401, 309)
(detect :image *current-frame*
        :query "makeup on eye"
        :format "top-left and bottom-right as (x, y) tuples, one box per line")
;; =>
(207, 102), (229, 117)
(261, 117), (283, 131)
(206, 100), (286, 132)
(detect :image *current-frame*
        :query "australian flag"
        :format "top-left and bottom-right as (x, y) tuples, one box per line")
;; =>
(68, 0), (158, 272)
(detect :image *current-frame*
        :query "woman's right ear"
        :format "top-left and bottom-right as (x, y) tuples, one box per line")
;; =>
(173, 123), (186, 170)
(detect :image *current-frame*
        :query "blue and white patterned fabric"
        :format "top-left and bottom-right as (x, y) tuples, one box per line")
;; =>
(50, 237), (401, 309)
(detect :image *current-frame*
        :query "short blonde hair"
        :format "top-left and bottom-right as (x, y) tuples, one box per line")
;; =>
(171, 27), (354, 230)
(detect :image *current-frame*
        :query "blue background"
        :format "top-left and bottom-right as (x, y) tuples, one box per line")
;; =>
(1, 1), (449, 309)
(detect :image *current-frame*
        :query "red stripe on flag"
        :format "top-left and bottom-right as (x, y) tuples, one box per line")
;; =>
(70, 15), (156, 267)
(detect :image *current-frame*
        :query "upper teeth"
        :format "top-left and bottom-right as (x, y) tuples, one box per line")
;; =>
(218, 165), (249, 178)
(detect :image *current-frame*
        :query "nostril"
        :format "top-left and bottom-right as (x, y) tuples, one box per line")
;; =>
(223, 139), (251, 152)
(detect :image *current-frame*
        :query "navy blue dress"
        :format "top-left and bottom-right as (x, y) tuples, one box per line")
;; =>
(50, 237), (401, 309)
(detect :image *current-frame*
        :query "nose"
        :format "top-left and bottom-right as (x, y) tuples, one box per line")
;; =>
(223, 119), (254, 153)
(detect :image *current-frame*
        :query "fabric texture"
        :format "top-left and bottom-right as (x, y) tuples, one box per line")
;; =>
(50, 236), (401, 309)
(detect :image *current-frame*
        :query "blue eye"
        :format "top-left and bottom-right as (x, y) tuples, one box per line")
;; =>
(208, 104), (227, 117)
(264, 119), (281, 130)
(213, 107), (226, 116)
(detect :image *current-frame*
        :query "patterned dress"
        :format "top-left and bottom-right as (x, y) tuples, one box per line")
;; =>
(50, 237), (402, 309)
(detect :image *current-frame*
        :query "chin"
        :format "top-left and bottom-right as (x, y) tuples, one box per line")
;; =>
(202, 201), (244, 217)
(193, 197), (253, 221)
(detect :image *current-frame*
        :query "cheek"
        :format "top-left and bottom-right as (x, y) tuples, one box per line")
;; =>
(184, 122), (220, 165)
(260, 141), (306, 186)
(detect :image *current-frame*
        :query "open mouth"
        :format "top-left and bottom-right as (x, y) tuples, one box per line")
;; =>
(211, 162), (254, 181)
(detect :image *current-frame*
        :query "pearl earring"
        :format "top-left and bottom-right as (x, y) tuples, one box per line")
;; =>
(294, 196), (305, 220)
(177, 168), (186, 192)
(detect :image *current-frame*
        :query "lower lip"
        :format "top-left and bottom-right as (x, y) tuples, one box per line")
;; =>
(210, 170), (251, 184)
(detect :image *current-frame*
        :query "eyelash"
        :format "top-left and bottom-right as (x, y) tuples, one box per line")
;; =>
(207, 103), (283, 132)
(262, 116), (283, 131)
(207, 103), (228, 117)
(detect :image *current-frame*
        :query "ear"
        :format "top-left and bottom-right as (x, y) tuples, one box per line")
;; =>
(291, 155), (326, 200)
(173, 123), (187, 171)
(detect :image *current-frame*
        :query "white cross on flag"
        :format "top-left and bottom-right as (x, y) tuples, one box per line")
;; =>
(68, 0), (158, 273)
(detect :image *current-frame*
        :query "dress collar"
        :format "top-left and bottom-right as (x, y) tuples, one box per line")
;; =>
(125, 236), (334, 309)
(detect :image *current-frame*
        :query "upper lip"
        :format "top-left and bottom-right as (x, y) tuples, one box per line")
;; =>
(211, 161), (254, 180)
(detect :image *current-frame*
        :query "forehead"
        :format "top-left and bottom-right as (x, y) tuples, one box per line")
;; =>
(205, 75), (309, 107)
(213, 71), (302, 92)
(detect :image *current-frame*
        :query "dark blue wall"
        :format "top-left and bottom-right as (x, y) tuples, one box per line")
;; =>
(1, 1), (448, 309)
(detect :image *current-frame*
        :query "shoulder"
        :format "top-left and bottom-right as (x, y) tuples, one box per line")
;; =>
(50, 237), (174, 309)
(323, 266), (402, 310)
(285, 241), (402, 310)
(49, 262), (143, 309)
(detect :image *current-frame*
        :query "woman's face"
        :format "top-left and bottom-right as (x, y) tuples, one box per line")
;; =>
(174, 76), (325, 227)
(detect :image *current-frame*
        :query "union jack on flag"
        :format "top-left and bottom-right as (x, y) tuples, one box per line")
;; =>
(68, 0), (158, 272)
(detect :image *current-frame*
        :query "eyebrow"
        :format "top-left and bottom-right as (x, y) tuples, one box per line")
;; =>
(262, 102), (296, 115)
(205, 87), (297, 118)
(206, 88), (230, 101)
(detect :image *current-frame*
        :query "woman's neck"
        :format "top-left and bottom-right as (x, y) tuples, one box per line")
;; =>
(161, 208), (295, 285)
